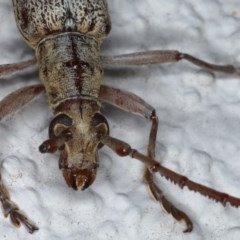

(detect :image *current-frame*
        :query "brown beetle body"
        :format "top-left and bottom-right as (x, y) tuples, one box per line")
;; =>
(1, 0), (240, 235)
(12, 0), (111, 190)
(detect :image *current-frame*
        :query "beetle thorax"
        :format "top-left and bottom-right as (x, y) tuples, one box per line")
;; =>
(37, 32), (103, 109)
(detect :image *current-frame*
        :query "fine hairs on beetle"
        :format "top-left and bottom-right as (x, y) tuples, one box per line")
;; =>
(0, 0), (240, 238)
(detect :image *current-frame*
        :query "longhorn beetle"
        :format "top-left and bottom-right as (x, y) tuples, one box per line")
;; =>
(0, 0), (240, 235)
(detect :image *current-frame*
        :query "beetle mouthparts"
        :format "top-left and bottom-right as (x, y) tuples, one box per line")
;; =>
(62, 168), (97, 190)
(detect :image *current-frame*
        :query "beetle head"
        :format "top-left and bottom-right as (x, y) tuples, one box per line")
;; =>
(39, 101), (109, 190)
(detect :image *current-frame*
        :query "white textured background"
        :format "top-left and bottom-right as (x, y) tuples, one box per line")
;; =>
(1, 0), (240, 239)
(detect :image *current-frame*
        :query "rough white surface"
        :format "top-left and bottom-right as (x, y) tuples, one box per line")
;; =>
(0, 0), (240, 239)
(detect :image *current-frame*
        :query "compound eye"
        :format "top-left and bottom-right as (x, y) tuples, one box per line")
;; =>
(91, 113), (109, 149)
(49, 114), (73, 138)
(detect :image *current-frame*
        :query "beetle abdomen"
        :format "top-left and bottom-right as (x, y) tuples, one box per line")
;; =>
(13, 0), (111, 48)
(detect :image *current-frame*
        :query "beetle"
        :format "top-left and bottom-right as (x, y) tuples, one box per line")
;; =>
(0, 0), (240, 238)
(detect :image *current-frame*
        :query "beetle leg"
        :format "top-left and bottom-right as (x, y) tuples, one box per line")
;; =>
(100, 85), (154, 117)
(0, 84), (44, 232)
(101, 51), (239, 75)
(143, 111), (192, 232)
(0, 84), (44, 121)
(143, 169), (192, 232)
(0, 170), (38, 233)
(100, 134), (240, 209)
(0, 59), (36, 77)
(100, 85), (193, 232)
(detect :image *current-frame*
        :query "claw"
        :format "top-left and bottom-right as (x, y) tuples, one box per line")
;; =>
(0, 183), (38, 233)
(10, 209), (39, 233)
